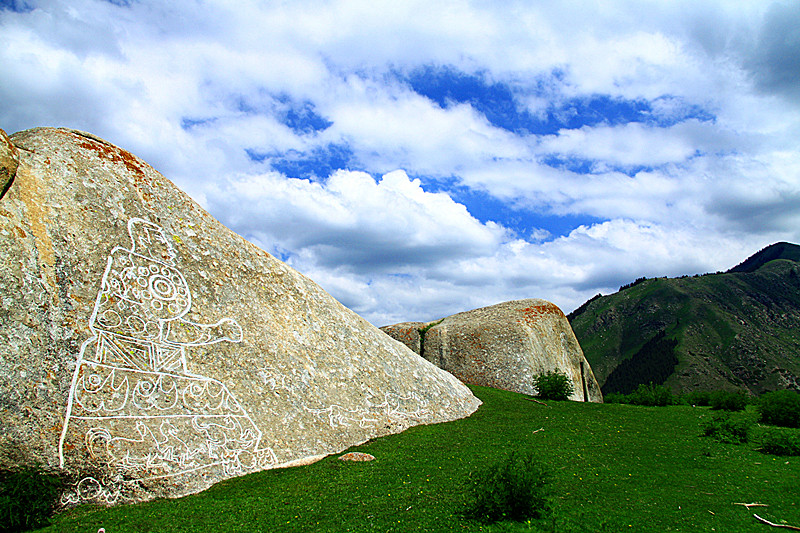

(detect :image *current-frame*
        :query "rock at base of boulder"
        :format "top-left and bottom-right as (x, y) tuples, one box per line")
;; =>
(339, 452), (375, 462)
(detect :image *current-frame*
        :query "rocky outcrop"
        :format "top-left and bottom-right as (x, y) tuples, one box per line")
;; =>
(0, 127), (480, 506)
(379, 322), (424, 354)
(381, 299), (603, 402)
(0, 127), (19, 198)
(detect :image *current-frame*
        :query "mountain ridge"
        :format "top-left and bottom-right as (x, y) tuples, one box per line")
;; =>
(569, 242), (800, 395)
(728, 241), (800, 273)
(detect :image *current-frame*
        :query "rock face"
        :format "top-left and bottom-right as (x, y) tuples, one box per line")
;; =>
(379, 322), (423, 354)
(0, 127), (19, 198)
(381, 299), (603, 402)
(0, 127), (480, 505)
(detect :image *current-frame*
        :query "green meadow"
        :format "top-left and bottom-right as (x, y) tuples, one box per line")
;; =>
(38, 385), (799, 532)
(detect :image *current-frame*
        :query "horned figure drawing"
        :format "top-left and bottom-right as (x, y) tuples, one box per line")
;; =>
(59, 218), (275, 483)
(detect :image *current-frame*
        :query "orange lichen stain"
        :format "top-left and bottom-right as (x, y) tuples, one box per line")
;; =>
(13, 226), (26, 238)
(518, 303), (564, 325)
(76, 140), (146, 179)
(75, 135), (156, 203)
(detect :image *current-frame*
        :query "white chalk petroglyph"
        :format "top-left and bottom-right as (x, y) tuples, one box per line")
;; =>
(59, 219), (276, 501)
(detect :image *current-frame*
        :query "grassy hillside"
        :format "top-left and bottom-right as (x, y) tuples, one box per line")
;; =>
(36, 386), (800, 532)
(570, 243), (800, 395)
(729, 242), (800, 273)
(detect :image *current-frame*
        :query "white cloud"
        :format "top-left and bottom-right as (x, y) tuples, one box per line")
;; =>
(323, 79), (529, 175)
(205, 169), (508, 274)
(537, 120), (736, 167)
(2, 0), (799, 326)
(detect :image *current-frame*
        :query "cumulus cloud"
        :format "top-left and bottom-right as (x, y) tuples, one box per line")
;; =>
(2, 0), (799, 324)
(206, 169), (508, 274)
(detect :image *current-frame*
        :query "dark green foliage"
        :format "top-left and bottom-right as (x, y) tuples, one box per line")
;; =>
(756, 427), (800, 456)
(626, 383), (674, 406)
(464, 449), (552, 524)
(700, 413), (750, 444)
(619, 276), (649, 292)
(533, 369), (574, 401)
(758, 389), (800, 428)
(601, 331), (678, 395)
(0, 465), (64, 532)
(709, 390), (748, 411)
(602, 392), (626, 404)
(681, 390), (711, 406)
(602, 384), (675, 406)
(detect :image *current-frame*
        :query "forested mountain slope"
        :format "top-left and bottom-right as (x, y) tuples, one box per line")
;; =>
(569, 243), (800, 395)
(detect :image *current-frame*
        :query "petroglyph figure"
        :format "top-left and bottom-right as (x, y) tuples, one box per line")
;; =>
(59, 218), (275, 493)
(306, 384), (432, 431)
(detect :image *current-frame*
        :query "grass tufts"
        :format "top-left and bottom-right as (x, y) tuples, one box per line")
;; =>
(0, 465), (64, 533)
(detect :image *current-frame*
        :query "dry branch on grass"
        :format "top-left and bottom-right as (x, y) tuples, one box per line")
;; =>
(754, 514), (800, 531)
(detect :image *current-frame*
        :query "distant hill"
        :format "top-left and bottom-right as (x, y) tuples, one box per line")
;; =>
(728, 242), (800, 273)
(569, 242), (800, 395)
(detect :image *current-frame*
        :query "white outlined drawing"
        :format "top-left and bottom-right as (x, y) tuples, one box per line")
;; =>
(306, 384), (432, 431)
(58, 218), (276, 491)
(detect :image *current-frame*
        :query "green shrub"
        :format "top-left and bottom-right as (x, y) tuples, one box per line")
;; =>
(464, 449), (552, 524)
(700, 413), (750, 444)
(533, 369), (575, 401)
(758, 390), (800, 428)
(756, 427), (800, 456)
(603, 392), (626, 404)
(627, 383), (674, 407)
(0, 465), (64, 533)
(682, 390), (712, 406)
(709, 390), (748, 411)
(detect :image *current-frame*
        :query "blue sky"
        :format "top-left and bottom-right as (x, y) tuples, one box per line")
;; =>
(2, 0), (800, 325)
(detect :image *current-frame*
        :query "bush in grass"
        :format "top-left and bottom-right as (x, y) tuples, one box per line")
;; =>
(602, 392), (626, 404)
(709, 390), (748, 411)
(756, 427), (800, 456)
(758, 390), (800, 428)
(532, 369), (574, 401)
(627, 383), (674, 407)
(464, 449), (552, 524)
(0, 465), (64, 533)
(682, 390), (712, 406)
(700, 413), (750, 444)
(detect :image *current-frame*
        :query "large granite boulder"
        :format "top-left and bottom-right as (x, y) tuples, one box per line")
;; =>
(0, 127), (480, 505)
(381, 299), (603, 402)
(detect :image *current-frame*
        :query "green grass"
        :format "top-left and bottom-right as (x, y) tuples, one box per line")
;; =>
(38, 386), (800, 532)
